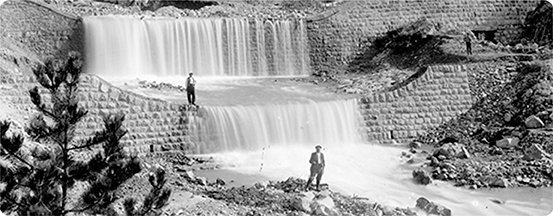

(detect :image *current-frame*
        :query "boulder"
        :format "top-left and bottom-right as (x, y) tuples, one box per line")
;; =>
(415, 197), (452, 216)
(182, 170), (195, 181)
(406, 158), (424, 164)
(216, 178), (226, 186)
(496, 137), (520, 149)
(412, 169), (432, 185)
(195, 176), (208, 186)
(489, 198), (505, 204)
(523, 144), (551, 161)
(409, 141), (422, 149)
(525, 115), (545, 128)
(489, 178), (509, 188)
(461, 146), (471, 158)
(253, 181), (267, 189)
(433, 143), (468, 159)
(310, 192), (338, 216)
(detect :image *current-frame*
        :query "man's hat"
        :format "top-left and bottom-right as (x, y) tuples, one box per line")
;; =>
(315, 145), (322, 149)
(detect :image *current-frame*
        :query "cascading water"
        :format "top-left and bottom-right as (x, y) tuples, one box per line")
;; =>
(84, 16), (309, 77)
(192, 99), (365, 153)
(82, 15), (552, 216)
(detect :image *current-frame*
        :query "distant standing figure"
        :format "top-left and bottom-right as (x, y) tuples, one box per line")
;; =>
(186, 72), (196, 105)
(464, 32), (473, 55)
(305, 145), (325, 191)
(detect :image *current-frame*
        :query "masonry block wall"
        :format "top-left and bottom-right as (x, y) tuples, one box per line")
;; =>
(307, 0), (540, 72)
(358, 64), (476, 144)
(0, 73), (200, 155)
(0, 0), (84, 59)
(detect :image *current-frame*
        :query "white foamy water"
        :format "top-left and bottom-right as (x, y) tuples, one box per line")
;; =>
(203, 145), (553, 216)
(192, 99), (365, 153)
(84, 16), (309, 77)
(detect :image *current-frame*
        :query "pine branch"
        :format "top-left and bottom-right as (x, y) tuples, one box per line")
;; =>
(63, 191), (108, 214)
(67, 132), (109, 151)
(5, 152), (35, 171)
(1, 193), (28, 210)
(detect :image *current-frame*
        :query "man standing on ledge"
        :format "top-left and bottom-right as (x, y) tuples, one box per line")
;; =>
(186, 72), (196, 105)
(464, 32), (473, 55)
(305, 145), (325, 191)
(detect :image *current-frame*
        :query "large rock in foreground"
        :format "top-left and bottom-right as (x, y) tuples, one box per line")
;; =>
(415, 197), (451, 216)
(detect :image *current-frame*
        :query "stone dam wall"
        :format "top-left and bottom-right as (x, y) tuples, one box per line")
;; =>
(0, 0), (83, 60)
(1, 62), (483, 153)
(0, 0), (526, 152)
(0, 73), (201, 155)
(358, 64), (476, 144)
(307, 0), (540, 72)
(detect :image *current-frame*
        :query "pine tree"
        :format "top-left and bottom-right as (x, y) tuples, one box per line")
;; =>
(0, 52), (170, 215)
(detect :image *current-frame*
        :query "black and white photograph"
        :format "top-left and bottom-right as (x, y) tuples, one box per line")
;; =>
(0, 0), (552, 215)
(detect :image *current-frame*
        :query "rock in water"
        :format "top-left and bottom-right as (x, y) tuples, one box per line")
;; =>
(216, 178), (226, 186)
(415, 197), (452, 216)
(412, 169), (432, 185)
(525, 115), (545, 128)
(195, 176), (208, 186)
(489, 178), (510, 188)
(496, 137), (520, 149)
(409, 141), (422, 149)
(490, 198), (506, 204)
(523, 144), (551, 161)
(182, 170), (195, 182)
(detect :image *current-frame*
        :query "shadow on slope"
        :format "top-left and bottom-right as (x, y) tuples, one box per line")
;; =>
(347, 18), (468, 74)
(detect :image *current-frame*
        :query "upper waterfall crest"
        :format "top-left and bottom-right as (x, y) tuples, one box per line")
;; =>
(84, 16), (310, 77)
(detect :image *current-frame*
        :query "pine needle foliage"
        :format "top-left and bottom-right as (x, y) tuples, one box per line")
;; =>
(0, 52), (171, 215)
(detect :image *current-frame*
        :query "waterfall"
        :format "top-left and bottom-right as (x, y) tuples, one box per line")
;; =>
(84, 16), (310, 77)
(192, 99), (366, 153)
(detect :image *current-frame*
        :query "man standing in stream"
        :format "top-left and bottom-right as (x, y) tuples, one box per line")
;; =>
(186, 72), (196, 105)
(305, 145), (325, 191)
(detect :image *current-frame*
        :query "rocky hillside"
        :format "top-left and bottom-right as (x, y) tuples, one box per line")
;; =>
(415, 61), (553, 188)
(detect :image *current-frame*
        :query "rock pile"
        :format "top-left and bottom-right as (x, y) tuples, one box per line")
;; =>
(417, 62), (553, 188)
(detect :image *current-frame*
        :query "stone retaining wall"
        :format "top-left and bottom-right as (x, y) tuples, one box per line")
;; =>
(359, 64), (476, 144)
(0, 0), (83, 59)
(307, 0), (540, 72)
(0, 73), (200, 155)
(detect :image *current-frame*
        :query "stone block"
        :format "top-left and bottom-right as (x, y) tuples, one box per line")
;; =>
(525, 115), (544, 129)
(496, 137), (519, 149)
